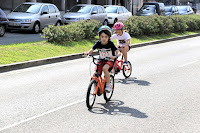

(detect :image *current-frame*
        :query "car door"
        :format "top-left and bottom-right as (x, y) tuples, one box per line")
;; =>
(122, 7), (130, 21)
(90, 6), (99, 22)
(39, 5), (50, 29)
(175, 7), (179, 15)
(118, 7), (124, 22)
(98, 6), (107, 24)
(48, 5), (58, 25)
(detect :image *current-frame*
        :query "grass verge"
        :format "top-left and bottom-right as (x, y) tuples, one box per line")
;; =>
(0, 31), (200, 65)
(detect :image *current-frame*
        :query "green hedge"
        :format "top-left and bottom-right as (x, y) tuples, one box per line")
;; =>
(41, 20), (101, 43)
(42, 15), (200, 43)
(124, 15), (200, 37)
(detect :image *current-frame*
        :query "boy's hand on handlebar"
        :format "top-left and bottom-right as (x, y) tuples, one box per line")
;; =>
(83, 51), (89, 56)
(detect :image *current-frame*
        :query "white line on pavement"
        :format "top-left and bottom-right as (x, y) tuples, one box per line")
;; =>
(179, 60), (198, 68)
(0, 99), (86, 132)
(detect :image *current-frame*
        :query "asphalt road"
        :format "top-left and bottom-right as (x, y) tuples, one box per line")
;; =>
(0, 31), (45, 45)
(0, 36), (200, 132)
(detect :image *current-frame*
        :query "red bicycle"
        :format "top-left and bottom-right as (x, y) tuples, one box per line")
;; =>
(86, 55), (115, 109)
(112, 56), (132, 78)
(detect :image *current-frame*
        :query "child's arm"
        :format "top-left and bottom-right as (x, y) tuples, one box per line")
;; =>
(110, 50), (121, 60)
(83, 48), (94, 55)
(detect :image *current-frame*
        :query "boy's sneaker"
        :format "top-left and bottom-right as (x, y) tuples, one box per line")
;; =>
(123, 61), (128, 66)
(105, 83), (111, 93)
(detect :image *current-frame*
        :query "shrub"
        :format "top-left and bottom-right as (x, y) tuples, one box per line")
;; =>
(42, 20), (101, 43)
(124, 15), (200, 37)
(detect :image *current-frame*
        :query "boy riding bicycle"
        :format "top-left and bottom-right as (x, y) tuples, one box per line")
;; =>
(84, 26), (120, 92)
(110, 22), (131, 66)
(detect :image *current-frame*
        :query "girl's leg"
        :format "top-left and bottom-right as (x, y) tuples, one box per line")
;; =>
(121, 46), (129, 62)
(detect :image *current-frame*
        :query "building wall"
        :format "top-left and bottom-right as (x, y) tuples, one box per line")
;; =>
(0, 0), (26, 10)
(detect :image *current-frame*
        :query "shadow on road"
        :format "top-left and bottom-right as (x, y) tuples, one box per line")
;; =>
(7, 30), (40, 34)
(115, 77), (151, 86)
(89, 100), (148, 118)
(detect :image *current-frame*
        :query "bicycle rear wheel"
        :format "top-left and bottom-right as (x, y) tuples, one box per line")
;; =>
(122, 61), (132, 78)
(104, 75), (114, 102)
(86, 79), (97, 109)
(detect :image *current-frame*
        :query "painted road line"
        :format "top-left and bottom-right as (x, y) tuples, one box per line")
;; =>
(0, 99), (86, 132)
(179, 60), (198, 68)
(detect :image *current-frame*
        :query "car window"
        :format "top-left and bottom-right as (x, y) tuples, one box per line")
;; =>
(49, 5), (56, 13)
(118, 7), (123, 14)
(140, 5), (156, 12)
(177, 6), (187, 11)
(70, 5), (92, 13)
(92, 6), (98, 14)
(165, 6), (172, 12)
(41, 5), (49, 13)
(13, 4), (41, 14)
(105, 6), (118, 13)
(122, 7), (128, 13)
(98, 6), (104, 13)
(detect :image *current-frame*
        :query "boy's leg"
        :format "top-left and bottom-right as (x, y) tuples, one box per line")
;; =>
(103, 62), (113, 92)
(103, 64), (110, 83)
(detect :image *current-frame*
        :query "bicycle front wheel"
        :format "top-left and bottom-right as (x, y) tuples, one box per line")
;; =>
(104, 75), (114, 102)
(122, 61), (132, 78)
(86, 79), (97, 109)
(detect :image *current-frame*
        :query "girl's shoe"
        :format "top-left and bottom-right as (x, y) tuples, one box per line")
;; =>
(123, 61), (128, 66)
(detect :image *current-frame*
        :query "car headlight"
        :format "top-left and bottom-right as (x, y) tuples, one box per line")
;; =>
(21, 19), (31, 22)
(76, 17), (84, 20)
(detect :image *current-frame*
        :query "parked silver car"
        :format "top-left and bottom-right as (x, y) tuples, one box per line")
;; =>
(7, 2), (61, 33)
(63, 4), (108, 25)
(177, 5), (194, 15)
(0, 8), (8, 37)
(165, 5), (179, 16)
(104, 5), (132, 24)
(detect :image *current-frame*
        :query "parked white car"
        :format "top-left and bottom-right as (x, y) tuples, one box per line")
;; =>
(104, 5), (132, 24)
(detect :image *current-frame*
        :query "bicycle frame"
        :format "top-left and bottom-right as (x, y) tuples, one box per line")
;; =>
(92, 76), (106, 95)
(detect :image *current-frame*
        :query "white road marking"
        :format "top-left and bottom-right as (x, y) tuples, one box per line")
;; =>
(179, 60), (198, 68)
(0, 99), (86, 132)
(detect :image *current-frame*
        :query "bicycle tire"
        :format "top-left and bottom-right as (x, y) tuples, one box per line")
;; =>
(103, 75), (114, 102)
(86, 79), (97, 109)
(122, 61), (132, 78)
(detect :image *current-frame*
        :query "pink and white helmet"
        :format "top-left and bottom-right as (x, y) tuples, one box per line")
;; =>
(113, 22), (124, 30)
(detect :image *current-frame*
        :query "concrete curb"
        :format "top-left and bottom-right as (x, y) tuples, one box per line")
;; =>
(0, 33), (200, 73)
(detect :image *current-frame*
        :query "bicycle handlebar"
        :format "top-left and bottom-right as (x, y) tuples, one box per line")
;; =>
(88, 55), (113, 66)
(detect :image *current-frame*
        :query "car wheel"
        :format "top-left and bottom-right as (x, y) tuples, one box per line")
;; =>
(33, 22), (40, 33)
(56, 21), (61, 26)
(0, 25), (6, 37)
(103, 20), (108, 26)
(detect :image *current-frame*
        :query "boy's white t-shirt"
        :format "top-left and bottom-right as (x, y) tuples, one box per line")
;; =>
(110, 31), (131, 46)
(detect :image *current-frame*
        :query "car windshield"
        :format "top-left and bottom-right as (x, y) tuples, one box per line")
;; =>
(177, 6), (187, 11)
(139, 5), (155, 11)
(69, 5), (92, 13)
(165, 6), (172, 12)
(13, 4), (41, 14)
(105, 7), (118, 13)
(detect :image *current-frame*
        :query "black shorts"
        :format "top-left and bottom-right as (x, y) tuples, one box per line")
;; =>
(117, 45), (131, 51)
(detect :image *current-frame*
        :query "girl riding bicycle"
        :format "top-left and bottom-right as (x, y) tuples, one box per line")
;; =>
(84, 26), (120, 92)
(110, 22), (131, 66)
